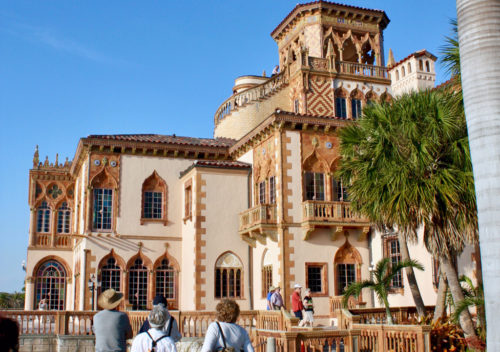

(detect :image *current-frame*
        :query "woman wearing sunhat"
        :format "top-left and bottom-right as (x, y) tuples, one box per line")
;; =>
(93, 289), (133, 352)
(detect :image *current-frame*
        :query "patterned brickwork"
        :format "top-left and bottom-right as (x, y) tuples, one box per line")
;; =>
(304, 24), (322, 58)
(307, 76), (334, 116)
(194, 174), (207, 310)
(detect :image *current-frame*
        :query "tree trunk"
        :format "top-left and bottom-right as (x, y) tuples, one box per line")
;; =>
(457, 0), (500, 348)
(398, 233), (426, 317)
(440, 255), (477, 339)
(382, 296), (394, 325)
(433, 268), (448, 323)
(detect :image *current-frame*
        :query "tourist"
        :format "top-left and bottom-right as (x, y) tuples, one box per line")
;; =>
(138, 295), (181, 342)
(0, 316), (19, 352)
(131, 304), (177, 352)
(201, 299), (254, 352)
(291, 283), (304, 322)
(266, 286), (275, 310)
(270, 286), (284, 310)
(272, 65), (280, 76)
(302, 288), (314, 327)
(93, 289), (133, 352)
(38, 297), (48, 310)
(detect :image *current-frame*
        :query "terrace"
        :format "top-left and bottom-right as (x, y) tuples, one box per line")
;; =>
(4, 307), (432, 352)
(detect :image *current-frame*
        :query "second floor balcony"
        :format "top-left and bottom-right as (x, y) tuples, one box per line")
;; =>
(239, 204), (278, 246)
(302, 201), (370, 240)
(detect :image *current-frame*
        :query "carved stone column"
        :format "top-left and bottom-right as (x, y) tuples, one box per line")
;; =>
(29, 208), (36, 246)
(50, 209), (57, 247)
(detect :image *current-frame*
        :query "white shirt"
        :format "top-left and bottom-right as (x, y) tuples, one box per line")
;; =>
(201, 321), (254, 352)
(131, 328), (177, 352)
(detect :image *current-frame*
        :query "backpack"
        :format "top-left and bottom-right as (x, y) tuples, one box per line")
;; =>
(146, 326), (171, 352)
(215, 322), (235, 352)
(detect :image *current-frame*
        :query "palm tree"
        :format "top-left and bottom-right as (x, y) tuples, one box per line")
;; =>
(342, 257), (424, 325)
(451, 276), (485, 337)
(456, 1), (500, 347)
(338, 90), (478, 340)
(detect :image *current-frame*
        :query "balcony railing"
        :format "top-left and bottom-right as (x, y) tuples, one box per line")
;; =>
(35, 234), (72, 248)
(302, 201), (368, 223)
(336, 60), (388, 79)
(214, 71), (288, 124)
(239, 205), (278, 232)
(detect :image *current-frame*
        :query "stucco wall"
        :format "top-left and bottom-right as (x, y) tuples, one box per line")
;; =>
(214, 86), (291, 140)
(201, 169), (250, 310)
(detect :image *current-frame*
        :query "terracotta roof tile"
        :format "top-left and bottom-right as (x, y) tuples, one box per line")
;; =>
(86, 134), (236, 148)
(388, 49), (437, 70)
(193, 160), (251, 168)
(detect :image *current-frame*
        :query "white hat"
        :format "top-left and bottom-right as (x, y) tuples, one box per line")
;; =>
(294, 283), (302, 289)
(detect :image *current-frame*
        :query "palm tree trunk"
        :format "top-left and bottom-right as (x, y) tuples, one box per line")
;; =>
(457, 0), (500, 348)
(433, 268), (448, 323)
(398, 233), (426, 317)
(440, 255), (477, 339)
(382, 296), (394, 325)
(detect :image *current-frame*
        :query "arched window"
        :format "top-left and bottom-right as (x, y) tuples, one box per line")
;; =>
(335, 88), (348, 119)
(215, 252), (243, 299)
(155, 259), (176, 300)
(128, 258), (148, 310)
(426, 61), (430, 72)
(57, 202), (71, 234)
(396, 70), (400, 81)
(402, 66), (406, 77)
(419, 60), (423, 71)
(141, 171), (167, 225)
(408, 63), (412, 73)
(261, 250), (273, 298)
(90, 168), (117, 231)
(35, 260), (67, 310)
(37, 201), (51, 233)
(100, 257), (121, 292)
(334, 240), (362, 296)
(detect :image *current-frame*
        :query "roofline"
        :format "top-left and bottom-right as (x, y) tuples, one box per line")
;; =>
(179, 161), (251, 179)
(229, 109), (352, 156)
(388, 50), (438, 71)
(271, 1), (390, 40)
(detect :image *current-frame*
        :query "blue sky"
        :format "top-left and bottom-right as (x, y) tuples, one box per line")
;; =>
(0, 1), (457, 292)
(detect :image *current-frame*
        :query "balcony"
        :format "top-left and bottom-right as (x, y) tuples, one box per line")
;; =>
(307, 57), (389, 80)
(239, 205), (278, 246)
(35, 234), (72, 248)
(302, 201), (370, 240)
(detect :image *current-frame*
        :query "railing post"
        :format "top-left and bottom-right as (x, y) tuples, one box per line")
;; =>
(377, 325), (385, 352)
(281, 332), (300, 352)
(348, 329), (360, 352)
(54, 311), (69, 335)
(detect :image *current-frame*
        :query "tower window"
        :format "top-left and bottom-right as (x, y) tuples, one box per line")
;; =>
(335, 97), (347, 119)
(351, 99), (362, 120)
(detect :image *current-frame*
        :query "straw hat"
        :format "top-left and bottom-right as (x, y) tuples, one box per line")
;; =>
(98, 289), (124, 310)
(269, 286), (276, 292)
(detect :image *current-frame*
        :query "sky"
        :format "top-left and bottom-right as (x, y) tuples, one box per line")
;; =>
(0, 0), (457, 292)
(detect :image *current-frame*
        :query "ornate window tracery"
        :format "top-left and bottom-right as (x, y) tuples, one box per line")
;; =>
(100, 257), (121, 292)
(141, 171), (167, 225)
(57, 202), (71, 234)
(35, 260), (67, 310)
(155, 259), (176, 300)
(334, 240), (362, 296)
(37, 201), (51, 233)
(128, 258), (148, 310)
(215, 252), (243, 299)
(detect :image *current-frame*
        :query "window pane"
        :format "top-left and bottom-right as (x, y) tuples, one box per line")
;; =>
(93, 189), (113, 230)
(307, 266), (322, 293)
(314, 173), (325, 200)
(259, 181), (266, 204)
(336, 97), (347, 118)
(269, 177), (276, 204)
(352, 99), (362, 119)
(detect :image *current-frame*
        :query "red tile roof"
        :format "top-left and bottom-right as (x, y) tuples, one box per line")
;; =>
(271, 1), (389, 38)
(193, 160), (251, 168)
(388, 49), (437, 70)
(86, 134), (236, 148)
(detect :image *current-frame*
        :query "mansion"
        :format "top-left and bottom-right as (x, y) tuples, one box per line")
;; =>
(24, 1), (479, 319)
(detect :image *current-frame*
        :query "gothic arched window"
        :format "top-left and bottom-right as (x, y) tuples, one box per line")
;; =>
(37, 201), (51, 233)
(35, 260), (67, 310)
(155, 259), (176, 300)
(57, 202), (71, 234)
(128, 258), (148, 310)
(100, 257), (121, 292)
(141, 171), (167, 225)
(215, 252), (243, 299)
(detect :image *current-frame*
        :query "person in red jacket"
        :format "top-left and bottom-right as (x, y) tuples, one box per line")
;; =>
(291, 283), (304, 322)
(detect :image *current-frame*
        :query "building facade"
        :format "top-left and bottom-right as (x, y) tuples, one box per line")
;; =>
(24, 1), (479, 318)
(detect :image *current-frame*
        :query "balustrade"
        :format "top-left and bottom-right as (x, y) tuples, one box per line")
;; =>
(336, 61), (388, 79)
(303, 201), (367, 223)
(239, 205), (278, 232)
(215, 71), (288, 124)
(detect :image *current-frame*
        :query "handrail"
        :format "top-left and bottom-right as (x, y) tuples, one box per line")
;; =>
(336, 60), (388, 79)
(214, 70), (288, 124)
(239, 204), (278, 231)
(302, 200), (369, 223)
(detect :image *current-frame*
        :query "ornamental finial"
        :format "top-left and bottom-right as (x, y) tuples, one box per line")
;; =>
(33, 145), (39, 168)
